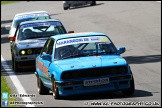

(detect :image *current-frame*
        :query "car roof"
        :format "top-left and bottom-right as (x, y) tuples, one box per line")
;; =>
(19, 19), (61, 25)
(51, 32), (107, 40)
(14, 11), (49, 17)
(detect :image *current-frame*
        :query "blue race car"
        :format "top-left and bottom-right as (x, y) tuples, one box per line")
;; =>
(35, 32), (135, 99)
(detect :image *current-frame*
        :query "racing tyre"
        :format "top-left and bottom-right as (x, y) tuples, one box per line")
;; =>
(63, 4), (69, 10)
(122, 76), (135, 95)
(91, 1), (96, 6)
(37, 75), (49, 95)
(12, 56), (14, 70)
(13, 58), (21, 72)
(52, 77), (60, 99)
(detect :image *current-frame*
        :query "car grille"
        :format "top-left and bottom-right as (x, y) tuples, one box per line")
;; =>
(61, 66), (128, 79)
(19, 47), (43, 56)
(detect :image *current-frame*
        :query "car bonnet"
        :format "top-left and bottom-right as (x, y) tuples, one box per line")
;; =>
(54, 55), (127, 71)
(16, 38), (48, 49)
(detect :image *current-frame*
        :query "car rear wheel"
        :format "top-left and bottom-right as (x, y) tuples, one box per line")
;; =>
(52, 77), (60, 99)
(122, 75), (135, 95)
(37, 75), (49, 95)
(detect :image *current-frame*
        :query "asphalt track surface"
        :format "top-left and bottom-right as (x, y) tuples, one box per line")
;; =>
(1, 1), (161, 107)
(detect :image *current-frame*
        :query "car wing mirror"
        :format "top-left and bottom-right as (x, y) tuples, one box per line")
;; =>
(8, 36), (16, 41)
(42, 54), (52, 62)
(117, 46), (126, 54)
(5, 25), (11, 30)
(68, 31), (74, 33)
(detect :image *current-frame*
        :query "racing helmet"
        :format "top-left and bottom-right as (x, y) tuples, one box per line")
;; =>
(59, 47), (71, 59)
(100, 44), (111, 53)
(23, 29), (33, 38)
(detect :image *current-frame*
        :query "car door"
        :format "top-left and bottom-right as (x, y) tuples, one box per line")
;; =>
(39, 38), (54, 88)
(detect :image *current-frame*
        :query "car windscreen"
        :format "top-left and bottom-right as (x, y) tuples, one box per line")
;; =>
(54, 36), (118, 60)
(17, 21), (66, 41)
(13, 13), (51, 28)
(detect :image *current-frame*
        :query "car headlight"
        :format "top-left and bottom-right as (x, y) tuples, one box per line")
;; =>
(20, 50), (26, 55)
(27, 49), (32, 54)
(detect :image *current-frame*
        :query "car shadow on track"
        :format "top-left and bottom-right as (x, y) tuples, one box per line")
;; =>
(1, 68), (35, 76)
(1, 26), (9, 35)
(1, 19), (13, 37)
(48, 89), (153, 100)
(1, 35), (10, 44)
(1, 20), (12, 35)
(123, 54), (161, 64)
(1, 59), (35, 76)
(49, 13), (62, 17)
(1, 20), (12, 24)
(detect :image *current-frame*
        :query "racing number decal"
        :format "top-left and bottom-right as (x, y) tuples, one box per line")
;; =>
(43, 67), (48, 75)
(37, 58), (48, 76)
(37, 58), (43, 70)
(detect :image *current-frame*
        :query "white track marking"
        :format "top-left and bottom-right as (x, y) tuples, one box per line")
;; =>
(1, 56), (35, 107)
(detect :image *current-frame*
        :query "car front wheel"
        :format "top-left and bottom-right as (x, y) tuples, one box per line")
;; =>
(122, 75), (135, 95)
(52, 77), (60, 99)
(12, 56), (14, 70)
(13, 58), (21, 72)
(37, 75), (49, 95)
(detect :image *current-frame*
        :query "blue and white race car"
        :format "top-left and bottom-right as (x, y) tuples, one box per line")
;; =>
(35, 32), (135, 99)
(8, 19), (70, 72)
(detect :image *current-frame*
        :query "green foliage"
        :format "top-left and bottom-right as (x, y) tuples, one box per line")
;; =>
(1, 1), (21, 5)
(1, 75), (19, 107)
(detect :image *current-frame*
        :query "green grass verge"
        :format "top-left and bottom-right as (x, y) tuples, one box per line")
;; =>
(1, 75), (19, 107)
(1, 1), (21, 5)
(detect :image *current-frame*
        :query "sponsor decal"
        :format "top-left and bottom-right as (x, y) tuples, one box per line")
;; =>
(20, 22), (62, 29)
(37, 58), (48, 75)
(56, 36), (109, 48)
(15, 13), (49, 19)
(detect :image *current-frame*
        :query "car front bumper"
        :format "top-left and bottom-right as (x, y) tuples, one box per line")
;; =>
(14, 54), (39, 61)
(14, 54), (39, 68)
(56, 75), (132, 96)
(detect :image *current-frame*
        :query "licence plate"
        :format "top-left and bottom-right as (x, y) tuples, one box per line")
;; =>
(84, 78), (109, 87)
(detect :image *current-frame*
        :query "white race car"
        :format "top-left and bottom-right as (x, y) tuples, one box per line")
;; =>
(5, 11), (51, 36)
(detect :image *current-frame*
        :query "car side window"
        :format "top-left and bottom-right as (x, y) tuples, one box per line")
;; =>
(15, 27), (21, 41)
(41, 39), (51, 55)
(15, 29), (20, 38)
(41, 38), (54, 55)
(46, 39), (54, 55)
